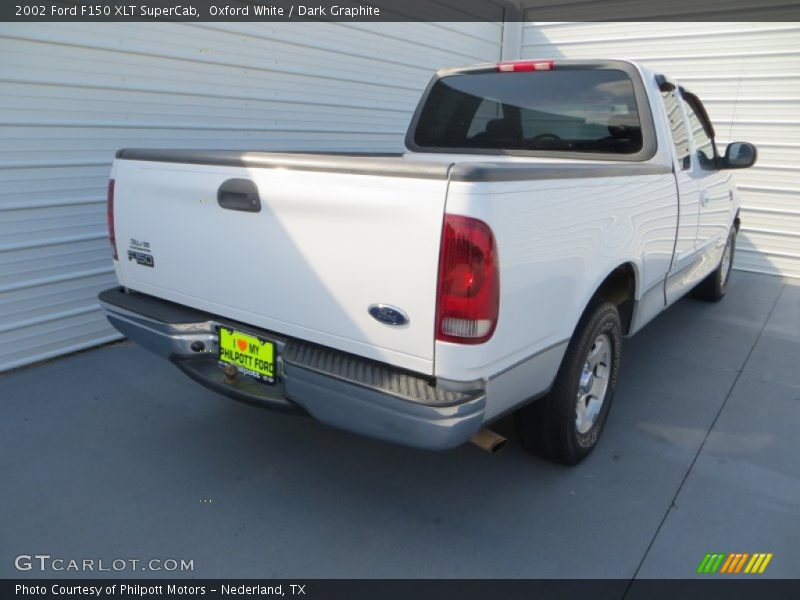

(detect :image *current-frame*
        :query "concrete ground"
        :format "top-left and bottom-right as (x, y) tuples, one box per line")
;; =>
(1, 271), (798, 580)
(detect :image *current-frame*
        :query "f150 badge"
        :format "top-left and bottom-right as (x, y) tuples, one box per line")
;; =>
(128, 238), (155, 268)
(368, 304), (409, 327)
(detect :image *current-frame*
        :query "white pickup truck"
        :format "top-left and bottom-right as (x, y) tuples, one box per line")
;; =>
(99, 59), (756, 464)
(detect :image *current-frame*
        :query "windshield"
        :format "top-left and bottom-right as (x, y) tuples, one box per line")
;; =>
(413, 68), (643, 155)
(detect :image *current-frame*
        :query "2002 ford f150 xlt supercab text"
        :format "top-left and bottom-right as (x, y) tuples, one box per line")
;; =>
(99, 59), (757, 464)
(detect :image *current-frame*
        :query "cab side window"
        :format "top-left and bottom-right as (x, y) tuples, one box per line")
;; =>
(660, 89), (691, 169)
(682, 98), (716, 170)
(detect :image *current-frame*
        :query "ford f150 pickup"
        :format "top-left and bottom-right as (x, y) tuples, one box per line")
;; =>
(99, 59), (756, 464)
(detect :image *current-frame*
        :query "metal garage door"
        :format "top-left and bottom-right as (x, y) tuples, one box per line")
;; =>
(518, 22), (800, 279)
(0, 21), (504, 372)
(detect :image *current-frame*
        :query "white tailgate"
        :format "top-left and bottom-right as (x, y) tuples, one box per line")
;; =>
(113, 160), (449, 374)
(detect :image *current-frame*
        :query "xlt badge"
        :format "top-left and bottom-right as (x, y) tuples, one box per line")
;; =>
(128, 238), (155, 268)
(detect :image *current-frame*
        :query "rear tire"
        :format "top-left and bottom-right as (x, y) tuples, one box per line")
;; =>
(516, 302), (622, 465)
(692, 226), (736, 302)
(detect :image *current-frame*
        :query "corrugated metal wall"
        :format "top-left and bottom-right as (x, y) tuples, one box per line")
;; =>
(0, 22), (504, 372)
(519, 22), (800, 279)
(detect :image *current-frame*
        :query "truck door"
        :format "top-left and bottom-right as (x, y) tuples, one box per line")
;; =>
(680, 92), (734, 259)
(660, 86), (699, 271)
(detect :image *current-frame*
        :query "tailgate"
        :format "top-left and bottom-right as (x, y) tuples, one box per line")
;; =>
(111, 152), (451, 374)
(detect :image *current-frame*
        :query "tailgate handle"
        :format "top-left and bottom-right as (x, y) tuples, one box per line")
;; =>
(217, 179), (261, 213)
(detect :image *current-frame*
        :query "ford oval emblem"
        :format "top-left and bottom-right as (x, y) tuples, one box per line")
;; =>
(368, 304), (409, 327)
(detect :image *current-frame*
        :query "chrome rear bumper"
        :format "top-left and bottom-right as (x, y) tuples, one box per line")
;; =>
(98, 288), (485, 450)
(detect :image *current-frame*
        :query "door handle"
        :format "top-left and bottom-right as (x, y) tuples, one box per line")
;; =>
(218, 178), (261, 213)
(700, 191), (710, 206)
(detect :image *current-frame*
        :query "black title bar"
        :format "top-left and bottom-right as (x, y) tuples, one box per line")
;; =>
(5, 579), (800, 600)
(3, 0), (800, 22)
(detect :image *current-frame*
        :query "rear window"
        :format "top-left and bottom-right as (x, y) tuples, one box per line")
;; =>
(413, 69), (643, 155)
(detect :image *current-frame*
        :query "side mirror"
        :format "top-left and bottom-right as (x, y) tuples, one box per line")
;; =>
(721, 142), (757, 169)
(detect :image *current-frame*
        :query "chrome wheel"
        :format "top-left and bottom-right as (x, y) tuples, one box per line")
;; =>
(720, 236), (733, 285)
(575, 333), (611, 434)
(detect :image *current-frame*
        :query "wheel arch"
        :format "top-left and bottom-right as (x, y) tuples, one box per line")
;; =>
(579, 262), (639, 336)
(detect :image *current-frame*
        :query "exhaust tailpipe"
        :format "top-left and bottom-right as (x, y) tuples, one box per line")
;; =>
(470, 428), (507, 454)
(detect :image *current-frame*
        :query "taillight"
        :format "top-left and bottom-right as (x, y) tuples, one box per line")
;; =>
(436, 215), (499, 344)
(107, 179), (118, 260)
(496, 60), (555, 72)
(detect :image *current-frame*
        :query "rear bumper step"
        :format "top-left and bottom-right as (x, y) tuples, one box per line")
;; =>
(98, 287), (485, 450)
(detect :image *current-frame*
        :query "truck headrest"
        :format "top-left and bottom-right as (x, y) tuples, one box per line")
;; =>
(484, 119), (517, 138)
(607, 114), (641, 141)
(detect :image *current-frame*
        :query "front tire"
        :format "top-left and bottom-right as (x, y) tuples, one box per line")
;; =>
(692, 226), (736, 302)
(516, 301), (622, 465)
